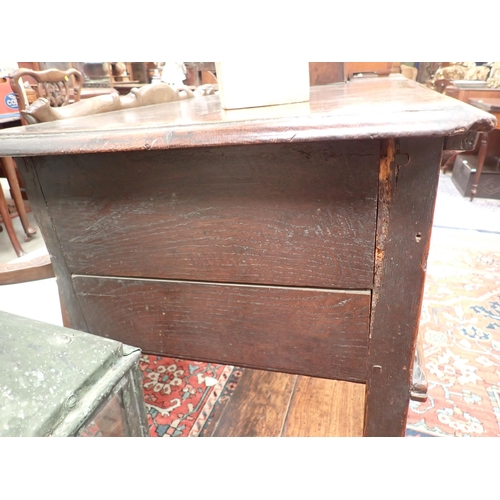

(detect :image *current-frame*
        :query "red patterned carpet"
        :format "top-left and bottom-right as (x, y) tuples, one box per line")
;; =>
(406, 228), (500, 437)
(140, 355), (242, 437)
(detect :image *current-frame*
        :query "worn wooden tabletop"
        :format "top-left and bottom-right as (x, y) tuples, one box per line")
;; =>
(0, 76), (496, 157)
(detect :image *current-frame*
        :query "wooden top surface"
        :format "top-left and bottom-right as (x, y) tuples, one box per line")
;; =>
(0, 76), (496, 157)
(468, 97), (500, 114)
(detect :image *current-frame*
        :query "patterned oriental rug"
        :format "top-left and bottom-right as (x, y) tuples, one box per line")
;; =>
(406, 227), (500, 437)
(140, 355), (241, 437)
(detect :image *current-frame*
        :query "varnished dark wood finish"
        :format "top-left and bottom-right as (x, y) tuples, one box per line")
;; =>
(36, 141), (379, 289)
(72, 276), (371, 382)
(1, 77), (495, 436)
(208, 369), (296, 437)
(14, 157), (88, 331)
(0, 78), (494, 158)
(364, 137), (443, 436)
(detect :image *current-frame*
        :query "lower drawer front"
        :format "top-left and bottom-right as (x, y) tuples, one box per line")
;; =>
(72, 276), (371, 382)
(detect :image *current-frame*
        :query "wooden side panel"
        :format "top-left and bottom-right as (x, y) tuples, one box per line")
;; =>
(283, 377), (365, 437)
(14, 157), (88, 331)
(72, 276), (371, 382)
(364, 137), (443, 436)
(35, 141), (379, 289)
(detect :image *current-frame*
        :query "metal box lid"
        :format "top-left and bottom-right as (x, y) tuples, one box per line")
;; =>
(0, 310), (135, 436)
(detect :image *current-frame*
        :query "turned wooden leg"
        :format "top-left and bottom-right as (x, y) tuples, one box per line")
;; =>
(1, 156), (36, 239)
(470, 132), (489, 202)
(0, 180), (26, 257)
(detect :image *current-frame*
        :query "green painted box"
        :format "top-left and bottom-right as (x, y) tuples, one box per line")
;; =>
(0, 310), (149, 437)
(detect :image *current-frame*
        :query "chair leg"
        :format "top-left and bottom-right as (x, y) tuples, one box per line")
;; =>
(0, 180), (26, 257)
(1, 157), (36, 239)
(470, 132), (489, 202)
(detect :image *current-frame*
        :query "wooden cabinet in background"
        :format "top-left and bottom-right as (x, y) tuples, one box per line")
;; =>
(441, 83), (500, 199)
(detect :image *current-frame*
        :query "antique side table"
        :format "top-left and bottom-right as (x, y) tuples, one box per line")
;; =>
(0, 76), (495, 436)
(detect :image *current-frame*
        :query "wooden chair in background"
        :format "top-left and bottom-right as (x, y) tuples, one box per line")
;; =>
(9, 67), (84, 121)
(0, 156), (36, 257)
(0, 67), (82, 263)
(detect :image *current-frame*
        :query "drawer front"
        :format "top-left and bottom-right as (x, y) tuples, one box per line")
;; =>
(73, 276), (371, 382)
(37, 140), (379, 289)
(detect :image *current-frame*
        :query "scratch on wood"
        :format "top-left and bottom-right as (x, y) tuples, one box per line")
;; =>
(371, 138), (396, 332)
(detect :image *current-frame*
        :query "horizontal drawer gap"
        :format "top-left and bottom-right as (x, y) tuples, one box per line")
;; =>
(72, 274), (371, 295)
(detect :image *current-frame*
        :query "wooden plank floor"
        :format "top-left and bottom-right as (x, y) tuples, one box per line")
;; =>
(203, 368), (366, 437)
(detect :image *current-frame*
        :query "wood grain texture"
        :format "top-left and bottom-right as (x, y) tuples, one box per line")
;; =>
(283, 376), (365, 437)
(0, 78), (495, 157)
(364, 137), (443, 436)
(208, 369), (296, 437)
(14, 157), (88, 330)
(204, 369), (365, 437)
(35, 141), (379, 289)
(72, 276), (371, 382)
